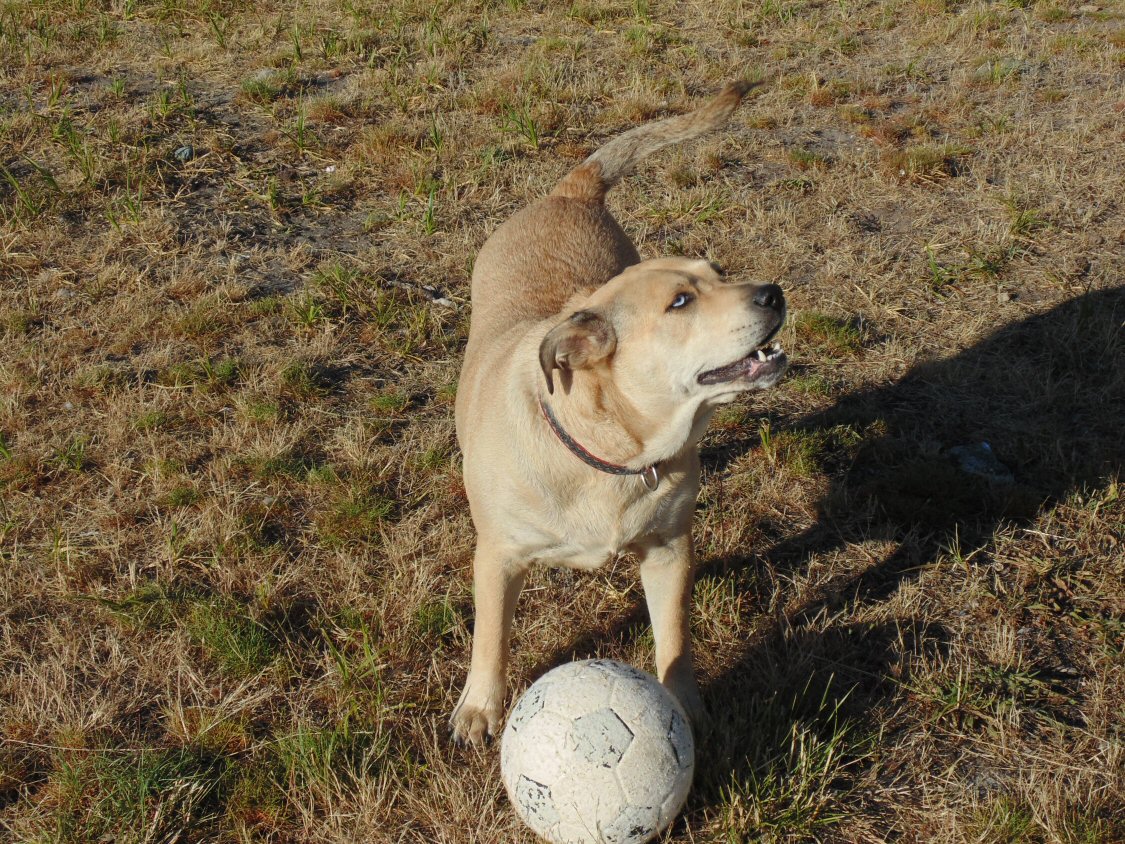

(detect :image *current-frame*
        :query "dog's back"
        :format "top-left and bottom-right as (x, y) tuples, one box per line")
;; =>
(464, 82), (750, 352)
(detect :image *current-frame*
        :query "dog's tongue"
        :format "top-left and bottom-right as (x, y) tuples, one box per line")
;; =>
(698, 345), (786, 385)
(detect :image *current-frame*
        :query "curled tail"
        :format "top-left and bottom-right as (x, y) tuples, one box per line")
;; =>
(550, 81), (751, 203)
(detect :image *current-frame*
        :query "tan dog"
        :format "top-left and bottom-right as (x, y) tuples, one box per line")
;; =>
(451, 82), (788, 745)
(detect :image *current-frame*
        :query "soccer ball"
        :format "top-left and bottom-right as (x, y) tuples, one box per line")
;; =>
(500, 659), (695, 844)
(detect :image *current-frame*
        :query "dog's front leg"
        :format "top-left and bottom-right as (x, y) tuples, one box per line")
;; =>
(635, 532), (705, 730)
(451, 541), (527, 746)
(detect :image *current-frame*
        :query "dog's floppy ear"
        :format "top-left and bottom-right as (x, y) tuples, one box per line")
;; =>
(538, 310), (616, 394)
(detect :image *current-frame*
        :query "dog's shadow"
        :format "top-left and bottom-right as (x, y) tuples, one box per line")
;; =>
(542, 285), (1124, 812)
(691, 284), (1123, 806)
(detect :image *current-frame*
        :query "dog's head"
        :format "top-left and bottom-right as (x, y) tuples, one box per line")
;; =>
(539, 257), (788, 411)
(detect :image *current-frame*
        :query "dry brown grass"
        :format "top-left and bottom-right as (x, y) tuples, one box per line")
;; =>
(2, 0), (1123, 841)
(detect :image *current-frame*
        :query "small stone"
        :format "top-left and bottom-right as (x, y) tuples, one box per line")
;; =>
(174, 144), (194, 162)
(947, 442), (1014, 484)
(997, 290), (1014, 303)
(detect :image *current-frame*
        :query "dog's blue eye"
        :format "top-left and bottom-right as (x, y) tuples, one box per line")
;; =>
(669, 292), (693, 310)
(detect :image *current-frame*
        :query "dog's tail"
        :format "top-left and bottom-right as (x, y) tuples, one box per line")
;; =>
(550, 81), (750, 203)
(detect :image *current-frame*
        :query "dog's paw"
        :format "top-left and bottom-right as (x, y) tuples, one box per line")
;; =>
(450, 680), (504, 747)
(449, 700), (501, 747)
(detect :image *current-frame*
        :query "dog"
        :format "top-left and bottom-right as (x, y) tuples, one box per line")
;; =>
(451, 82), (788, 745)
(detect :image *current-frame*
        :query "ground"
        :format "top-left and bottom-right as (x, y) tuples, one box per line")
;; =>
(0, 0), (1123, 842)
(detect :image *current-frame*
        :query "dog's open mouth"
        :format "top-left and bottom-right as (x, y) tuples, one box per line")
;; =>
(698, 342), (788, 385)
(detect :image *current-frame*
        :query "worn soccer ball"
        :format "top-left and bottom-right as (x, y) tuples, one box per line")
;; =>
(500, 659), (695, 844)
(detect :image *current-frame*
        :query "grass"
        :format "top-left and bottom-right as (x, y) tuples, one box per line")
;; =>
(185, 598), (278, 679)
(2, 0), (1124, 842)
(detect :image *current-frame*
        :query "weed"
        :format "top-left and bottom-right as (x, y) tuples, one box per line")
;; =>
(53, 435), (90, 472)
(500, 99), (541, 149)
(290, 25), (304, 62)
(421, 188), (438, 235)
(288, 294), (328, 329)
(1006, 198), (1048, 240)
(207, 10), (229, 48)
(241, 74), (284, 104)
(1, 162), (53, 222)
(285, 103), (314, 154)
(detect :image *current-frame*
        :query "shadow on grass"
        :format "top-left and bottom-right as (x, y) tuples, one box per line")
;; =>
(688, 284), (1124, 825)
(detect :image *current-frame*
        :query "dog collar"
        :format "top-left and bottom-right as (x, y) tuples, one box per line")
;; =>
(538, 399), (660, 491)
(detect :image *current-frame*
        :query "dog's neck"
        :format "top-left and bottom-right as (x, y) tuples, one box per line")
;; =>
(542, 370), (711, 471)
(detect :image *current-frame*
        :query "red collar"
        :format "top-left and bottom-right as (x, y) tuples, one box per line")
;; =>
(538, 398), (659, 491)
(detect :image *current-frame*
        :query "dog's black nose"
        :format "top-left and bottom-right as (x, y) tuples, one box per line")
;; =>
(753, 283), (784, 312)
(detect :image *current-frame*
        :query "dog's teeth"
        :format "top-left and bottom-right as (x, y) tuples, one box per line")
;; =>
(756, 349), (767, 362)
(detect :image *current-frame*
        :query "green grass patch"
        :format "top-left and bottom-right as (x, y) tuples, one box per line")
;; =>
(787, 146), (827, 170)
(157, 357), (239, 391)
(711, 404), (752, 432)
(132, 410), (172, 431)
(411, 443), (449, 473)
(272, 712), (387, 793)
(45, 747), (230, 844)
(250, 449), (320, 482)
(758, 422), (826, 477)
(166, 484), (200, 507)
(885, 143), (972, 182)
(280, 359), (335, 398)
(185, 598), (278, 679)
(784, 370), (834, 397)
(925, 243), (1017, 293)
(317, 487), (395, 545)
(713, 681), (867, 841)
(969, 797), (1039, 843)
(242, 399), (281, 423)
(793, 311), (864, 356)
(413, 596), (460, 640)
(370, 389), (410, 416)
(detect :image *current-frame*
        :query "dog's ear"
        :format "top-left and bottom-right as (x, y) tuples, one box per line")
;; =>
(538, 310), (616, 394)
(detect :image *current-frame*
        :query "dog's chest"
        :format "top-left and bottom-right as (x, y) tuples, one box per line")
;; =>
(525, 479), (689, 570)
